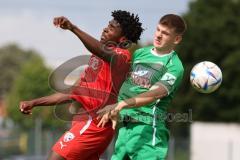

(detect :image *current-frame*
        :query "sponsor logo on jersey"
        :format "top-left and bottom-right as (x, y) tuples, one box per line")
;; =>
(89, 56), (100, 70)
(131, 65), (154, 88)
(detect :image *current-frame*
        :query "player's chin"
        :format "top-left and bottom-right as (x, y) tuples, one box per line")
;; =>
(153, 43), (162, 49)
(100, 39), (105, 43)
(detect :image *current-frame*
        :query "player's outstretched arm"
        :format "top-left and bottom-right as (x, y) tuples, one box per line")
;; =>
(97, 83), (168, 115)
(53, 16), (115, 62)
(19, 93), (72, 115)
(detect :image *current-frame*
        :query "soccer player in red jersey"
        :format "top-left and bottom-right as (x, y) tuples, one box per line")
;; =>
(19, 10), (143, 160)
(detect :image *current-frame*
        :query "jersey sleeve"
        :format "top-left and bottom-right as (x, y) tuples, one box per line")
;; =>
(132, 47), (145, 61)
(157, 63), (184, 95)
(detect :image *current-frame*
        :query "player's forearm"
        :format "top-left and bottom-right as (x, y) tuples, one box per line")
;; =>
(120, 97), (155, 109)
(70, 25), (112, 62)
(31, 93), (71, 107)
(118, 88), (168, 110)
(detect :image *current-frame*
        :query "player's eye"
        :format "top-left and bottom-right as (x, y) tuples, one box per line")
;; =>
(162, 31), (170, 36)
(109, 24), (115, 30)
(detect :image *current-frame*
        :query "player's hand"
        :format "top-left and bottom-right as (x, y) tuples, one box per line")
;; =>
(96, 103), (119, 117)
(19, 101), (34, 115)
(97, 102), (124, 129)
(97, 112), (110, 128)
(109, 109), (120, 130)
(97, 110), (119, 130)
(53, 16), (74, 30)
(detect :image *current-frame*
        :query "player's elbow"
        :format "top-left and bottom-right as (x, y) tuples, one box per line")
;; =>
(149, 85), (168, 99)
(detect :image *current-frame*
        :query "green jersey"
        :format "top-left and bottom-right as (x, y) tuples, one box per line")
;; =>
(119, 46), (184, 126)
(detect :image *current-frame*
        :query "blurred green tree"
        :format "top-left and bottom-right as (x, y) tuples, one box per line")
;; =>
(0, 44), (37, 98)
(171, 0), (240, 136)
(5, 45), (66, 130)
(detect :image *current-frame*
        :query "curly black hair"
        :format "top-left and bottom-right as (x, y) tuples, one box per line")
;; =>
(112, 10), (144, 43)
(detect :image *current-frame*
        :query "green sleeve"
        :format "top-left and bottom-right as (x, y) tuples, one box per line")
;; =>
(132, 48), (143, 61)
(158, 63), (184, 95)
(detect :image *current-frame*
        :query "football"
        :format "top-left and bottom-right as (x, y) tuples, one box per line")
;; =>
(190, 61), (222, 93)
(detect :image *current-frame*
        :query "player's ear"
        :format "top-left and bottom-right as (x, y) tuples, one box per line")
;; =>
(174, 35), (182, 45)
(119, 36), (127, 43)
(119, 36), (131, 49)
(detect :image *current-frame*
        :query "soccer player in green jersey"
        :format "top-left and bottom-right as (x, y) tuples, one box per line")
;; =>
(98, 14), (187, 160)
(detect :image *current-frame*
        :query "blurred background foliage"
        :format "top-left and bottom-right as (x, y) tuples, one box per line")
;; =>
(0, 44), (66, 131)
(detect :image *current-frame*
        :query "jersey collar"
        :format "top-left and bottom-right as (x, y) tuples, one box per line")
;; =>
(150, 47), (175, 57)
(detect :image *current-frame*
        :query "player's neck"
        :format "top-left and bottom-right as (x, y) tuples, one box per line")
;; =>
(153, 47), (173, 55)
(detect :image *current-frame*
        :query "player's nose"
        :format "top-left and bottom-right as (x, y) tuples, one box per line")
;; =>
(103, 27), (109, 33)
(156, 32), (162, 38)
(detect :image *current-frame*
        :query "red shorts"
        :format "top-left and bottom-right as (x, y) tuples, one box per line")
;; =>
(52, 115), (114, 160)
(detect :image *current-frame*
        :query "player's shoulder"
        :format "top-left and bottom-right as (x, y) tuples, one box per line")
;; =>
(113, 47), (131, 62)
(169, 51), (184, 72)
(114, 47), (130, 55)
(133, 46), (153, 58)
(135, 46), (153, 53)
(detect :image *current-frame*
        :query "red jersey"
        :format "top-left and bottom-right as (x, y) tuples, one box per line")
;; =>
(70, 48), (131, 113)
